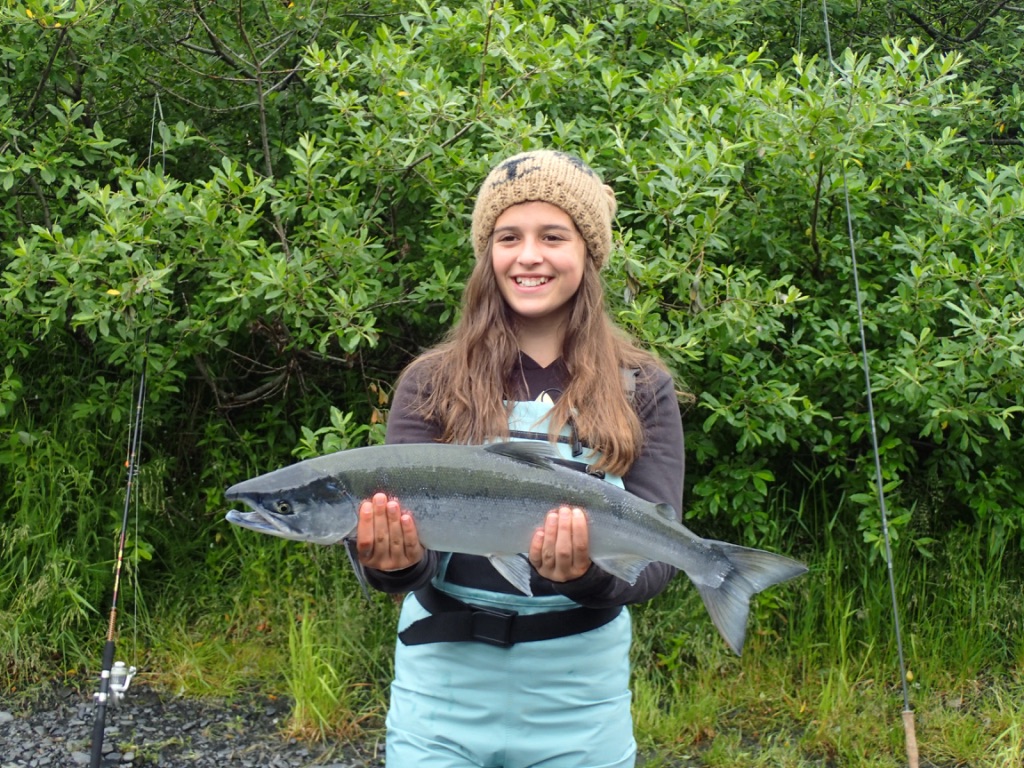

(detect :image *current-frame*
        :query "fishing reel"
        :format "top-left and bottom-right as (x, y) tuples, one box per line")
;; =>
(98, 661), (136, 707)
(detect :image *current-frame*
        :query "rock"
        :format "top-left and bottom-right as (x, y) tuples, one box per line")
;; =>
(1, 683), (384, 768)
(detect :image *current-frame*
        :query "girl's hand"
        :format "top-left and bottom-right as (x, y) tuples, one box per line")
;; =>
(356, 493), (424, 571)
(529, 506), (592, 582)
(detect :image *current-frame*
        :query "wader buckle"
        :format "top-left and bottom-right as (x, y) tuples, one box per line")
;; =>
(470, 606), (518, 647)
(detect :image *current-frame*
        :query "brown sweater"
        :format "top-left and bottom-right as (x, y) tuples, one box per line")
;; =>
(364, 353), (686, 608)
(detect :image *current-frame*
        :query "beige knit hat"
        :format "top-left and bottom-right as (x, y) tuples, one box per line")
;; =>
(471, 150), (617, 269)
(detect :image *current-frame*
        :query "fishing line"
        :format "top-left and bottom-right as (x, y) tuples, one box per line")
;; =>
(130, 91), (168, 662)
(147, 92), (166, 170)
(91, 88), (167, 768)
(89, 338), (148, 768)
(819, 3), (919, 766)
(129, 364), (146, 673)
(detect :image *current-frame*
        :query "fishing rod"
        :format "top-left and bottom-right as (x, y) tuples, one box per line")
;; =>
(89, 342), (147, 768)
(819, 3), (919, 766)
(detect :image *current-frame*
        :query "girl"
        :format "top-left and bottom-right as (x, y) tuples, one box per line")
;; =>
(356, 150), (686, 768)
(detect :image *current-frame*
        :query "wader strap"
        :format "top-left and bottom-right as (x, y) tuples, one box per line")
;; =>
(399, 584), (622, 648)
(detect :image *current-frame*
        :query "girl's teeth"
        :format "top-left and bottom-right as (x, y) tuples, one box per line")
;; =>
(516, 277), (548, 287)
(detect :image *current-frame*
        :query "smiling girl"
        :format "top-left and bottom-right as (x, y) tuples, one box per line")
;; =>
(355, 150), (686, 768)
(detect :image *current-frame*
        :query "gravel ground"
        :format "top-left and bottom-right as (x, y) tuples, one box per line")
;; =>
(0, 682), (383, 768)
(1, 681), (696, 768)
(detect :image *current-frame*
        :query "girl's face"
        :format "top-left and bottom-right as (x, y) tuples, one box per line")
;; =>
(490, 201), (586, 327)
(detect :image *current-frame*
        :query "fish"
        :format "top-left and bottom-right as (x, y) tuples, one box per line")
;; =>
(224, 441), (807, 654)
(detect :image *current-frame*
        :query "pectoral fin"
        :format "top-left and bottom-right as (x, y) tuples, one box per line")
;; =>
(489, 554), (535, 596)
(592, 555), (653, 586)
(342, 537), (372, 601)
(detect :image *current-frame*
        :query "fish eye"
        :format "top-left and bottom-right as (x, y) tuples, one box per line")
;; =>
(274, 500), (293, 515)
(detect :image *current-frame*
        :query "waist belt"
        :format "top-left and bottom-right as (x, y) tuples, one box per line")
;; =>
(398, 584), (623, 648)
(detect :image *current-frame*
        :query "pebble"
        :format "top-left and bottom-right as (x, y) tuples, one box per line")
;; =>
(0, 683), (383, 767)
(2, 685), (692, 767)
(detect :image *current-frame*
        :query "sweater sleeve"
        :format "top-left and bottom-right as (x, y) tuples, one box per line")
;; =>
(360, 367), (443, 594)
(552, 368), (686, 607)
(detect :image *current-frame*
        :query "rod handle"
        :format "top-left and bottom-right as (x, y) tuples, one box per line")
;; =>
(902, 709), (919, 768)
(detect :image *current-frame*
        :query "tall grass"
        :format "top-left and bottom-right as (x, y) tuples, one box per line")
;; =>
(0, 417), (128, 684)
(630, 483), (1024, 766)
(282, 569), (397, 741)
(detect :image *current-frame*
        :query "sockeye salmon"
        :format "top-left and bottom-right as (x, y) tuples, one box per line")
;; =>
(225, 441), (807, 654)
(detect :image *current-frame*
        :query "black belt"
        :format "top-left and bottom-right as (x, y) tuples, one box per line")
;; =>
(398, 584), (623, 648)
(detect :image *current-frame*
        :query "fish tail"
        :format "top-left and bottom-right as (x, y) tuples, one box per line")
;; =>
(694, 543), (807, 656)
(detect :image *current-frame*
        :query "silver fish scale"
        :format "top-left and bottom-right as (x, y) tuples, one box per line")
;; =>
(305, 443), (710, 573)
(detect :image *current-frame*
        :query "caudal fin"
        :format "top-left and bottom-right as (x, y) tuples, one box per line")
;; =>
(694, 543), (807, 656)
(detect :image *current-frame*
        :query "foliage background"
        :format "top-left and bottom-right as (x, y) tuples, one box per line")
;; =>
(1, 0), (1023, 763)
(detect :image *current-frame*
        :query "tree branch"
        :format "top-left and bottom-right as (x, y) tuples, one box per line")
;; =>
(234, 0), (293, 259)
(964, 0), (1016, 42)
(808, 159), (826, 277)
(901, 0), (1017, 44)
(400, 67), (540, 179)
(191, 0), (254, 77)
(0, 26), (71, 156)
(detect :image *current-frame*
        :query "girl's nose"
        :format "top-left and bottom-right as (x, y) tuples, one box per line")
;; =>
(516, 236), (543, 264)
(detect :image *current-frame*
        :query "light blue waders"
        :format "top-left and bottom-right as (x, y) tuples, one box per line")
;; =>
(385, 401), (637, 768)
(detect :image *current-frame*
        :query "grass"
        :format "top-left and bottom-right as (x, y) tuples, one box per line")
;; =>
(2, 419), (1021, 766)
(281, 568), (396, 742)
(0, 421), (115, 683)
(87, 521), (1016, 768)
(623, 504), (1024, 768)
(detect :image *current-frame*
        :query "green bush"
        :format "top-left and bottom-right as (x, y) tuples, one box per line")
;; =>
(2, 0), (1023, 688)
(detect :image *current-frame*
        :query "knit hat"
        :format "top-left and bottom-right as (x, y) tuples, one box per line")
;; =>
(471, 150), (617, 269)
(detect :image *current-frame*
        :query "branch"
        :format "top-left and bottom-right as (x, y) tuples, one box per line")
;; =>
(400, 68), (540, 179)
(236, 0), (291, 259)
(258, 29), (298, 70)
(477, 0), (497, 116)
(808, 160), (826, 276)
(901, 0), (1017, 44)
(226, 370), (289, 406)
(964, 0), (1016, 42)
(902, 8), (965, 44)
(27, 176), (52, 231)
(0, 26), (71, 156)
(194, 354), (290, 409)
(191, 0), (254, 77)
(178, 39), (222, 58)
(6, 134), (54, 230)
(979, 136), (1022, 145)
(143, 61), (298, 112)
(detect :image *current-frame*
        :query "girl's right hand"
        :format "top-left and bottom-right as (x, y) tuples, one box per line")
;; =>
(356, 492), (424, 571)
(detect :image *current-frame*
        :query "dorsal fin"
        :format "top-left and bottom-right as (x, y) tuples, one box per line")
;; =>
(654, 502), (677, 520)
(484, 441), (559, 469)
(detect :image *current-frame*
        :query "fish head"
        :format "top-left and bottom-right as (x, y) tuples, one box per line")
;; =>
(224, 460), (359, 545)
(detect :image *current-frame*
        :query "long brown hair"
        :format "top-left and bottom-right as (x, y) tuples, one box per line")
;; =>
(400, 246), (666, 477)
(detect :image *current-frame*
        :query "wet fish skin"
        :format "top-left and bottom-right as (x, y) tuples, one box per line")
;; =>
(224, 441), (807, 654)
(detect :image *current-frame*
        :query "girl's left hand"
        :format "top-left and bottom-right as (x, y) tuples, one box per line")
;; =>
(529, 506), (592, 582)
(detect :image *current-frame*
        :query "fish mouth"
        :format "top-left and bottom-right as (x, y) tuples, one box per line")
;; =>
(225, 508), (301, 537)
